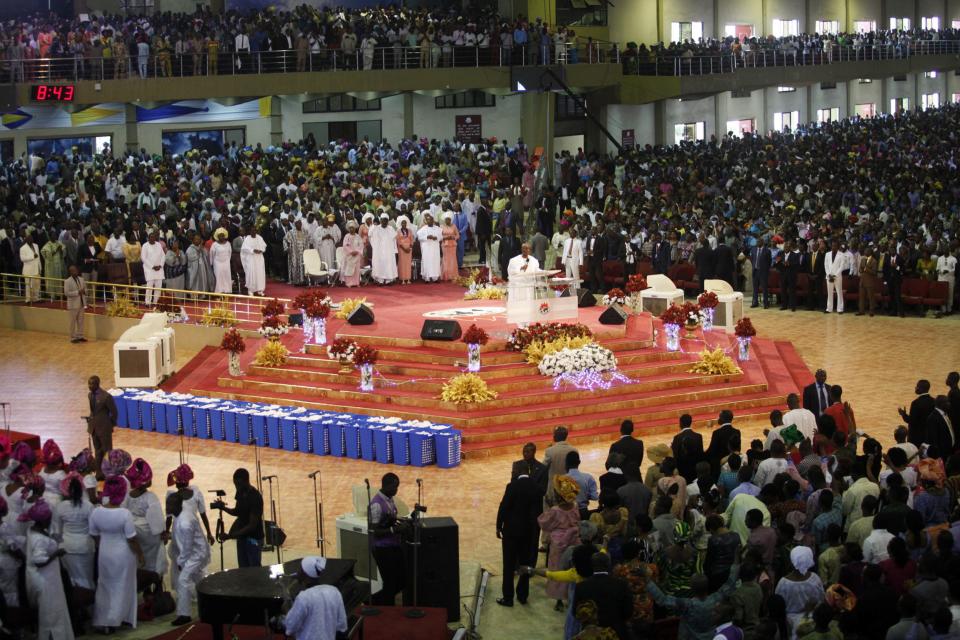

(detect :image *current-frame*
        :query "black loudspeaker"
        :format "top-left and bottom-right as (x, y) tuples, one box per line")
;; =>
(403, 517), (460, 621)
(577, 290), (596, 307)
(599, 304), (628, 325)
(347, 304), (375, 325)
(420, 319), (462, 341)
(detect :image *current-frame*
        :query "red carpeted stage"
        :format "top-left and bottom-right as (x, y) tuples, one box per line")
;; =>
(163, 281), (813, 458)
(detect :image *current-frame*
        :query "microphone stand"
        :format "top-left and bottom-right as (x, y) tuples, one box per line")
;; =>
(360, 478), (380, 617)
(309, 470), (325, 554)
(263, 475), (282, 564)
(209, 491), (226, 571)
(405, 478), (426, 619)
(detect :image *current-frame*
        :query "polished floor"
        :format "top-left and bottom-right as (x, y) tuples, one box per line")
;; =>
(2, 305), (958, 637)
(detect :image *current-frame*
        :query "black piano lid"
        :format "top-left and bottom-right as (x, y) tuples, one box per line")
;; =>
(199, 558), (356, 599)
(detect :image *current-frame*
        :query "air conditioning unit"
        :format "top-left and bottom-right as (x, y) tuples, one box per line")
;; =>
(113, 314), (176, 386)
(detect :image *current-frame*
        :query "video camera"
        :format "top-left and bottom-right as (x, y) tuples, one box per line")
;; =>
(209, 489), (227, 511)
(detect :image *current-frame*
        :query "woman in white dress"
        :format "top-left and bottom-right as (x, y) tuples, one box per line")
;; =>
(89, 476), (143, 633)
(125, 458), (167, 578)
(39, 439), (67, 511)
(209, 228), (234, 294)
(164, 464), (214, 587)
(0, 438), (19, 485)
(22, 499), (75, 640)
(52, 473), (95, 590)
(0, 495), (24, 614)
(774, 546), (825, 640)
(4, 467), (30, 534)
(69, 448), (100, 504)
(100, 449), (133, 508)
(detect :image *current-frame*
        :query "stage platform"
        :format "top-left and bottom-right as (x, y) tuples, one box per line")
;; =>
(161, 282), (813, 459)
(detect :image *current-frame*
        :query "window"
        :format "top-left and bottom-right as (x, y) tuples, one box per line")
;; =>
(816, 107), (840, 123)
(890, 98), (909, 113)
(858, 78), (873, 84)
(953, 20), (960, 29)
(674, 122), (706, 144)
(820, 82), (837, 90)
(953, 93), (960, 104)
(922, 93), (940, 110)
(724, 24), (754, 39)
(670, 21), (703, 43)
(773, 111), (800, 131)
(889, 17), (911, 30)
(772, 19), (799, 37)
(435, 91), (495, 109)
(815, 20), (839, 34)
(725, 119), (755, 137)
(555, 94), (585, 120)
(854, 20), (877, 33)
(302, 96), (381, 113)
(924, 71), (938, 79)
(777, 86), (796, 93)
(855, 103), (876, 118)
(921, 17), (940, 30)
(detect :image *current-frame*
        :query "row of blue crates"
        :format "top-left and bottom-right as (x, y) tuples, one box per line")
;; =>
(110, 389), (462, 468)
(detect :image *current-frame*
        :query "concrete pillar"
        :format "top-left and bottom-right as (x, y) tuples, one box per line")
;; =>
(583, 103), (609, 155)
(270, 96), (282, 146)
(521, 91), (555, 179)
(654, 100), (666, 146)
(403, 93), (415, 139)
(125, 103), (138, 153)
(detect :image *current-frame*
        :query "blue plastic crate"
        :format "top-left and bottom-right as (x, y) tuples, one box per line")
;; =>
(389, 429), (412, 466)
(409, 431), (436, 467)
(435, 430), (462, 468)
(328, 422), (346, 457)
(223, 411), (241, 443)
(280, 418), (298, 452)
(296, 418), (313, 453)
(182, 406), (200, 438)
(163, 403), (186, 435)
(308, 419), (328, 455)
(193, 406), (215, 440)
(210, 407), (226, 441)
(359, 424), (377, 462)
(371, 428), (392, 465)
(251, 413), (269, 447)
(266, 416), (283, 449)
(114, 394), (129, 428)
(343, 423), (361, 459)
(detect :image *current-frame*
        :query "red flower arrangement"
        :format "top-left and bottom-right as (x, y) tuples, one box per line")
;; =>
(607, 288), (626, 299)
(660, 304), (687, 326)
(261, 298), (286, 318)
(680, 301), (701, 324)
(697, 291), (719, 309)
(507, 322), (593, 352)
(292, 289), (328, 312)
(461, 324), (489, 346)
(304, 297), (332, 319)
(220, 328), (246, 353)
(735, 317), (757, 338)
(352, 344), (379, 367)
(327, 337), (357, 359)
(625, 274), (648, 294)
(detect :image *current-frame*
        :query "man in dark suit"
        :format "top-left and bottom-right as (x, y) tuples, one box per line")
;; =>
(513, 442), (547, 494)
(898, 379), (936, 447)
(651, 232), (672, 275)
(884, 244), (907, 317)
(777, 240), (802, 311)
(573, 553), (633, 639)
(609, 419), (643, 480)
(495, 464), (544, 606)
(86, 375), (118, 478)
(925, 396), (956, 460)
(590, 223), (608, 293)
(475, 203), (493, 265)
(803, 369), (831, 417)
(498, 227), (521, 281)
(671, 413), (704, 483)
(713, 241), (736, 288)
(806, 239), (826, 310)
(947, 372), (960, 433)
(693, 235), (716, 292)
(705, 410), (740, 478)
(750, 238), (773, 308)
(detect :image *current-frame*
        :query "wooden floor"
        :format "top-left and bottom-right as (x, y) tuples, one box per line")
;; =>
(1, 307), (958, 576)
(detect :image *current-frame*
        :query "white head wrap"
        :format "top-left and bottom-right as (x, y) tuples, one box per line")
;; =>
(300, 556), (327, 578)
(397, 215), (410, 227)
(362, 212), (374, 223)
(790, 546), (815, 573)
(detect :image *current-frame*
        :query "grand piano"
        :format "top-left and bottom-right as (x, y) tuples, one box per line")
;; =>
(197, 558), (368, 640)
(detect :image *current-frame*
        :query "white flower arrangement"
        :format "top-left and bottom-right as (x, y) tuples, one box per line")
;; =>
(601, 293), (626, 306)
(686, 309), (701, 325)
(327, 342), (357, 361)
(538, 343), (617, 377)
(258, 323), (290, 339)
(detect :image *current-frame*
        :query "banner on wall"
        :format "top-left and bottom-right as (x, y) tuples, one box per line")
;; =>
(162, 130), (226, 156)
(137, 98), (270, 124)
(0, 103), (125, 131)
(455, 115), (482, 143)
(621, 129), (635, 149)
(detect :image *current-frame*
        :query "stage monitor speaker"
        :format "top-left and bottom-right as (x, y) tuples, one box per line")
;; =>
(288, 312), (303, 327)
(347, 304), (375, 325)
(598, 304), (628, 325)
(577, 290), (596, 307)
(403, 517), (460, 621)
(420, 319), (462, 341)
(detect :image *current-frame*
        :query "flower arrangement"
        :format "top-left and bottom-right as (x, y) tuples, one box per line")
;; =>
(461, 324), (489, 346)
(625, 274), (649, 294)
(261, 298), (287, 318)
(697, 291), (719, 309)
(659, 304), (687, 326)
(253, 339), (288, 367)
(464, 285), (506, 300)
(681, 301), (701, 327)
(201, 301), (238, 327)
(508, 322), (593, 352)
(259, 314), (290, 339)
(688, 348), (741, 376)
(220, 328), (246, 353)
(455, 268), (487, 289)
(153, 295), (179, 314)
(105, 293), (141, 318)
(294, 290), (333, 319)
(735, 317), (757, 337)
(538, 343), (617, 377)
(335, 297), (367, 320)
(525, 335), (596, 365)
(439, 373), (499, 404)
(352, 344), (379, 367)
(601, 288), (627, 306)
(327, 337), (357, 361)
(539, 302), (551, 315)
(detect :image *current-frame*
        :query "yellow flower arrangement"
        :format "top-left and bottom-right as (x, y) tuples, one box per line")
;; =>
(335, 297), (368, 320)
(105, 293), (141, 318)
(253, 339), (289, 367)
(455, 268), (483, 288)
(525, 336), (596, 365)
(463, 286), (506, 301)
(688, 348), (741, 376)
(200, 301), (239, 327)
(439, 373), (499, 405)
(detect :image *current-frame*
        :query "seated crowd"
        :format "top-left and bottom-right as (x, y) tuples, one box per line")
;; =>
(499, 372), (960, 639)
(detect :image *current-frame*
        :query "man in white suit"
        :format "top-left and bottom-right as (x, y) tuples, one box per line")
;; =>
(562, 227), (584, 290)
(64, 264), (87, 343)
(141, 230), (166, 307)
(824, 238), (847, 313)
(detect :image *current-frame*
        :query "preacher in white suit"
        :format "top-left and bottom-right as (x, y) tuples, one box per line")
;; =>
(64, 265), (88, 342)
(824, 239), (847, 313)
(562, 227), (584, 290)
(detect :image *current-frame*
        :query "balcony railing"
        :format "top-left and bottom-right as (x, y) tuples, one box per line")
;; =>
(627, 39), (960, 76)
(1, 42), (616, 84)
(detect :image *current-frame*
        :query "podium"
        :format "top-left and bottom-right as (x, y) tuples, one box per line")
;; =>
(639, 274), (685, 316)
(704, 279), (744, 332)
(506, 270), (578, 325)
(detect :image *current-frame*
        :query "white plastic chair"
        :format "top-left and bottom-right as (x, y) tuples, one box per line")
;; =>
(303, 249), (332, 285)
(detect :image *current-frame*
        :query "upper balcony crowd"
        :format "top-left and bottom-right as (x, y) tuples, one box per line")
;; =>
(1, 5), (960, 83)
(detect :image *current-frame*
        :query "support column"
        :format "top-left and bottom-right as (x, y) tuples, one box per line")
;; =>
(657, 0), (664, 43)
(654, 99), (666, 146)
(125, 104), (138, 154)
(881, 77), (889, 114)
(270, 96), (282, 147)
(806, 85), (813, 126)
(583, 104), (609, 155)
(403, 93), (415, 140)
(761, 87), (768, 134)
(521, 91), (555, 181)
(846, 79), (852, 118)
(762, 0), (769, 35)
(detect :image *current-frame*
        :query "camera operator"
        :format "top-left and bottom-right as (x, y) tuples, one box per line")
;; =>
(368, 472), (409, 606)
(212, 468), (264, 567)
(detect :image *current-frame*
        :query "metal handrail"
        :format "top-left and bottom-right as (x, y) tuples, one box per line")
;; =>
(0, 42), (619, 84)
(1, 271), (291, 329)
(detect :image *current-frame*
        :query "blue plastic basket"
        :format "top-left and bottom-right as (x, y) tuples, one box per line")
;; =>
(409, 431), (436, 467)
(163, 403), (186, 435)
(251, 413), (269, 447)
(210, 407), (226, 441)
(280, 418), (298, 452)
(435, 430), (462, 468)
(359, 424), (377, 462)
(308, 419), (328, 455)
(343, 423), (361, 459)
(372, 428), (392, 465)
(223, 411), (241, 444)
(266, 416), (283, 449)
(328, 422), (346, 457)
(114, 394), (129, 428)
(389, 429), (412, 466)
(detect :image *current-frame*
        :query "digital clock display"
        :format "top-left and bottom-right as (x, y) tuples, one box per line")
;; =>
(31, 84), (76, 102)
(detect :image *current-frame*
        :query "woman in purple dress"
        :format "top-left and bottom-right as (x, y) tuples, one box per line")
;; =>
(537, 475), (582, 609)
